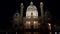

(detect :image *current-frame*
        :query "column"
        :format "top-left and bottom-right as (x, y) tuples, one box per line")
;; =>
(40, 2), (44, 24)
(20, 3), (24, 24)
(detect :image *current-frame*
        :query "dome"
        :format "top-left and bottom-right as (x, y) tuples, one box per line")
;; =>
(26, 2), (37, 11)
(26, 2), (38, 18)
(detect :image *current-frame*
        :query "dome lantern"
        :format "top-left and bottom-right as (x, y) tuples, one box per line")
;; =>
(30, 1), (33, 6)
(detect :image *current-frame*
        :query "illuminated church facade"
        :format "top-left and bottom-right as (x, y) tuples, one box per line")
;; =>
(13, 2), (51, 30)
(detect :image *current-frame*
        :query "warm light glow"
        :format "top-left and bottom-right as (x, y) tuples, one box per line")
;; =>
(48, 23), (51, 26)
(26, 21), (30, 24)
(25, 21), (31, 29)
(34, 21), (36, 24)
(33, 21), (38, 29)
(48, 23), (51, 30)
(34, 21), (38, 24)
(26, 2), (38, 18)
(26, 11), (38, 17)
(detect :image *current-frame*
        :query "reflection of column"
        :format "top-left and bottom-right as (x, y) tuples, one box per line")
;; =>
(40, 2), (44, 24)
(20, 3), (24, 24)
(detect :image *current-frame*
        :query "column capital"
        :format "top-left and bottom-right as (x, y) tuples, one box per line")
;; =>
(40, 2), (44, 7)
(20, 3), (24, 8)
(21, 3), (23, 6)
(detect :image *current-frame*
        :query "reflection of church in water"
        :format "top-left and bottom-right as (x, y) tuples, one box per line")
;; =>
(13, 1), (51, 31)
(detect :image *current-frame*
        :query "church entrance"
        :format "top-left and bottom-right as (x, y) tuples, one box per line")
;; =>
(23, 22), (40, 34)
(24, 21), (39, 29)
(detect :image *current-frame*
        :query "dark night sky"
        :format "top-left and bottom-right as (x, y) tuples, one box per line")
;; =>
(0, 0), (57, 30)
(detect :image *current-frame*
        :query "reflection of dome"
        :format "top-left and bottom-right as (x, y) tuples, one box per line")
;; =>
(26, 2), (38, 18)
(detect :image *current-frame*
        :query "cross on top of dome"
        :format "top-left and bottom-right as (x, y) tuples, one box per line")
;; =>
(30, 1), (33, 5)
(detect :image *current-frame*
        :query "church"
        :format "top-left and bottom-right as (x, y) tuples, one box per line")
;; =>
(12, 1), (51, 34)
